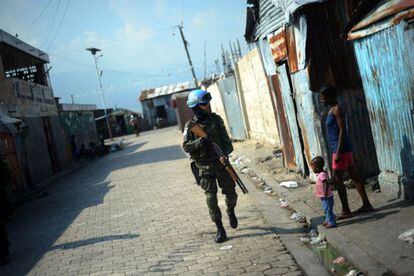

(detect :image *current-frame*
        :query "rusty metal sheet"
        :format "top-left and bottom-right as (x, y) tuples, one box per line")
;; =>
(285, 25), (299, 73)
(269, 28), (287, 63)
(278, 64), (306, 173)
(270, 74), (296, 169)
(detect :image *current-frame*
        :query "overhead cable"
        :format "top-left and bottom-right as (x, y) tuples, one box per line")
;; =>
(40, 0), (61, 48)
(20, 0), (52, 36)
(47, 0), (71, 50)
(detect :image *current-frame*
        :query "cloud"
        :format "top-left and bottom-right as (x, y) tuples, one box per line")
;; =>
(192, 8), (219, 29)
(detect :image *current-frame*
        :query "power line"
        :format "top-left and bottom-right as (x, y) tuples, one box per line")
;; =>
(53, 26), (176, 55)
(47, 0), (71, 50)
(20, 0), (52, 36)
(40, 0), (61, 48)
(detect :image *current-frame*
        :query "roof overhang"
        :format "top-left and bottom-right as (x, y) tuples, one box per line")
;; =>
(0, 29), (49, 63)
(348, 0), (414, 40)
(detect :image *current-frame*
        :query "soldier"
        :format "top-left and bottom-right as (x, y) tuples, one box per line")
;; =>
(182, 89), (238, 243)
(0, 155), (12, 265)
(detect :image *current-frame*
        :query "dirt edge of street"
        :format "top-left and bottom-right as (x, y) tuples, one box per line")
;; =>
(233, 149), (392, 276)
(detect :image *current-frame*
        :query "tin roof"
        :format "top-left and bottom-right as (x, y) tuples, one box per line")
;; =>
(139, 81), (194, 102)
(61, 103), (98, 111)
(348, 0), (414, 40)
(245, 0), (325, 42)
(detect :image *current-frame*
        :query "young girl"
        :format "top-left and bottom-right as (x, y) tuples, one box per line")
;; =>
(311, 156), (337, 228)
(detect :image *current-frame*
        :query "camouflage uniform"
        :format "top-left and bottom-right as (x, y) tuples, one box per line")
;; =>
(0, 158), (11, 262)
(183, 113), (238, 222)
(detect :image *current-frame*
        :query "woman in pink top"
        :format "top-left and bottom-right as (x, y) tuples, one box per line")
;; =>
(311, 156), (336, 228)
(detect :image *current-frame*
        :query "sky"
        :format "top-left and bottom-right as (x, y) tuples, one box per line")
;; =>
(0, 0), (247, 113)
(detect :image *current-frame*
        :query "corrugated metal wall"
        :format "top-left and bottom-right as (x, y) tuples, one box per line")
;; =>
(291, 69), (329, 179)
(253, 0), (286, 40)
(217, 76), (247, 141)
(353, 21), (414, 177)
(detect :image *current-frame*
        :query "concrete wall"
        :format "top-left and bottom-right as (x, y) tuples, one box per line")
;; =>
(59, 110), (99, 150)
(236, 48), (280, 146)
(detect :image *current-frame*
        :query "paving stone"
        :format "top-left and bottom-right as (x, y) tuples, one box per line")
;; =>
(264, 267), (290, 275)
(0, 130), (301, 276)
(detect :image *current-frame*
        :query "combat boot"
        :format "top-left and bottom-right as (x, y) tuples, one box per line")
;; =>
(214, 220), (227, 243)
(227, 209), (238, 229)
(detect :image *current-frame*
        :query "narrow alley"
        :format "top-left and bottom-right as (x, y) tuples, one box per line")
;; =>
(0, 128), (303, 276)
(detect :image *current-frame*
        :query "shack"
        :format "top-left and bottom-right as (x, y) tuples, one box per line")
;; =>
(347, 0), (414, 199)
(0, 29), (68, 195)
(139, 81), (195, 129)
(58, 103), (99, 160)
(94, 108), (143, 138)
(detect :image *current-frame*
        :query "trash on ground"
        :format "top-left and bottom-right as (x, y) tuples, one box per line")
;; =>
(309, 229), (318, 237)
(345, 269), (363, 276)
(398, 228), (414, 244)
(333, 256), (346, 264)
(330, 267), (337, 273)
(279, 199), (289, 208)
(310, 235), (325, 245)
(264, 188), (273, 194)
(220, 245), (233, 250)
(110, 139), (126, 152)
(299, 237), (311, 244)
(279, 181), (299, 188)
(241, 168), (250, 175)
(290, 212), (306, 223)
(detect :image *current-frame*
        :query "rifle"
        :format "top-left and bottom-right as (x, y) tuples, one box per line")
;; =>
(190, 124), (249, 194)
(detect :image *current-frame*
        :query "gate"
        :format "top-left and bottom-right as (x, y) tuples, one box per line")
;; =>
(217, 76), (247, 140)
(0, 130), (25, 194)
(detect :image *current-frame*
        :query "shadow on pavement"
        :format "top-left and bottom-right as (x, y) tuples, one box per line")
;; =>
(0, 140), (155, 276)
(48, 234), (140, 251)
(108, 145), (187, 170)
(232, 225), (305, 238)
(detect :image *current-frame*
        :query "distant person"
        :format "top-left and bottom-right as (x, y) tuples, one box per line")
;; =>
(311, 156), (336, 228)
(0, 155), (12, 265)
(320, 87), (373, 219)
(129, 116), (140, 136)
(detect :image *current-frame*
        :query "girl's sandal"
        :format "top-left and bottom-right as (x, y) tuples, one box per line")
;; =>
(324, 223), (337, 228)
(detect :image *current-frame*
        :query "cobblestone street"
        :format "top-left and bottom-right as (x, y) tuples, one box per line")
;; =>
(0, 127), (302, 276)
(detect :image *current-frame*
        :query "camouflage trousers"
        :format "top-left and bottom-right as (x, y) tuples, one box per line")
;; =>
(197, 163), (238, 222)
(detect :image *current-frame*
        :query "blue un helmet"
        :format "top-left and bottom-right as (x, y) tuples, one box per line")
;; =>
(187, 89), (212, 108)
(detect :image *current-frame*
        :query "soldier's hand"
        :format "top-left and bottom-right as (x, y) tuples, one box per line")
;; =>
(219, 156), (227, 164)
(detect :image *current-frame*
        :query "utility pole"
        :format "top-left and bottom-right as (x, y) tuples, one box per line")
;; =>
(86, 47), (113, 141)
(236, 39), (242, 59)
(203, 41), (207, 80)
(178, 23), (198, 88)
(214, 59), (220, 75)
(70, 94), (75, 104)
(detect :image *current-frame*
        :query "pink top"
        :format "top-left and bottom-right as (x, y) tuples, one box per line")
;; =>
(314, 172), (333, 198)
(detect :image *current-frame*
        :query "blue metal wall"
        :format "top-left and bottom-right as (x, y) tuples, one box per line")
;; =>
(353, 21), (414, 177)
(217, 76), (247, 141)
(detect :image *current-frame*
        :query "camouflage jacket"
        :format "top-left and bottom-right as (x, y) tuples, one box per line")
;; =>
(182, 113), (233, 163)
